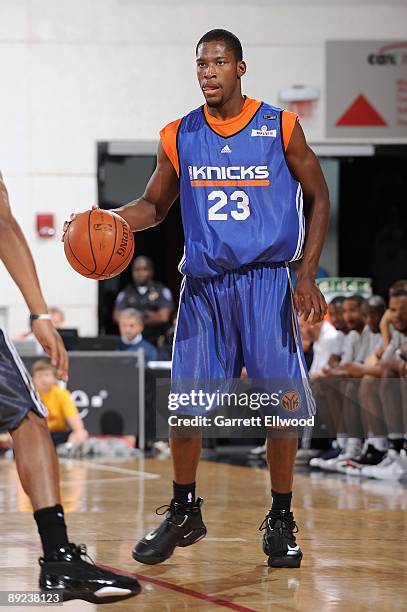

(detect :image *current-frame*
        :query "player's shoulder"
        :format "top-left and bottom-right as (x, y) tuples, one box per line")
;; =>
(261, 101), (284, 114)
(161, 105), (203, 135)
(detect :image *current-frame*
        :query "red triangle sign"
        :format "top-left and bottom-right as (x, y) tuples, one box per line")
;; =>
(335, 94), (387, 127)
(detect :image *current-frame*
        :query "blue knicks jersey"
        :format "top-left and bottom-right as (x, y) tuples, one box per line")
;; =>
(174, 101), (304, 278)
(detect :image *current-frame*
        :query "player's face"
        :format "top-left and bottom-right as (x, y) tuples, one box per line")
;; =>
(328, 303), (346, 332)
(389, 296), (407, 332)
(196, 41), (245, 107)
(119, 317), (143, 341)
(342, 300), (365, 331)
(365, 306), (383, 334)
(33, 369), (56, 393)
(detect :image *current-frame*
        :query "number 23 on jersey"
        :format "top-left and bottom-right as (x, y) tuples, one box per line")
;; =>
(207, 190), (250, 221)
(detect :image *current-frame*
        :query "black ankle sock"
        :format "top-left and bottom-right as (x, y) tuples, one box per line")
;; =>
(271, 490), (292, 512)
(388, 438), (404, 453)
(33, 504), (69, 558)
(173, 481), (196, 507)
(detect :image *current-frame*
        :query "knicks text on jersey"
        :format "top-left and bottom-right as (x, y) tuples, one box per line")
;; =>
(175, 102), (304, 278)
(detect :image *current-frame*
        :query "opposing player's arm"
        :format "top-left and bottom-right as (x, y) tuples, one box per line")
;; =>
(0, 174), (68, 380)
(285, 122), (330, 323)
(114, 141), (180, 231)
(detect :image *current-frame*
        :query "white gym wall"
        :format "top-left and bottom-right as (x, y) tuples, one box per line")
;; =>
(0, 0), (405, 336)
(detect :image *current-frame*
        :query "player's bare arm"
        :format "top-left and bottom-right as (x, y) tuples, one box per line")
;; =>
(62, 141), (178, 239)
(285, 122), (330, 324)
(0, 174), (68, 380)
(115, 141), (179, 230)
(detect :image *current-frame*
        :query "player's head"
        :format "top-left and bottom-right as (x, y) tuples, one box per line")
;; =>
(49, 306), (65, 329)
(388, 288), (407, 333)
(389, 279), (407, 297)
(363, 295), (386, 334)
(118, 308), (144, 342)
(342, 295), (366, 332)
(32, 360), (57, 393)
(196, 29), (246, 108)
(132, 256), (153, 285)
(328, 296), (347, 332)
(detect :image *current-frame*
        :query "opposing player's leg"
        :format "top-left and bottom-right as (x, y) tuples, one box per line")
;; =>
(133, 275), (242, 564)
(239, 263), (313, 567)
(1, 331), (140, 602)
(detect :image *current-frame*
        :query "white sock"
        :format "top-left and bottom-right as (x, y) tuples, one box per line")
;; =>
(367, 437), (388, 452)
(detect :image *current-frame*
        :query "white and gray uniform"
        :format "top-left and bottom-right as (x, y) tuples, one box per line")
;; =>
(340, 326), (382, 365)
(0, 172), (47, 431)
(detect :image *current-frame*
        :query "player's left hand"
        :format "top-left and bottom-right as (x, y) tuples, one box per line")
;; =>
(31, 319), (69, 381)
(294, 275), (327, 324)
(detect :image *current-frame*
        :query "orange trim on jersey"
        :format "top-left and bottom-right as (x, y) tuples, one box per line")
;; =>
(191, 179), (269, 187)
(282, 110), (298, 151)
(203, 97), (262, 137)
(159, 118), (182, 176)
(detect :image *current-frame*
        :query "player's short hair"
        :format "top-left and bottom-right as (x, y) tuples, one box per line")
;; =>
(196, 29), (243, 61)
(31, 359), (56, 376)
(329, 296), (345, 307)
(389, 280), (407, 296)
(118, 308), (143, 324)
(366, 295), (386, 312)
(390, 288), (407, 299)
(344, 294), (365, 308)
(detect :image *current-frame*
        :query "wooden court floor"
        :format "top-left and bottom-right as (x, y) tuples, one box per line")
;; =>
(1, 455), (406, 611)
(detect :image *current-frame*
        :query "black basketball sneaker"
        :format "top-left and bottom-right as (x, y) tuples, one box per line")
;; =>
(39, 543), (141, 603)
(260, 509), (303, 568)
(133, 497), (207, 565)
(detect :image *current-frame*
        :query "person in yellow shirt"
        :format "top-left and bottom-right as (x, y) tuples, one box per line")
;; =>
(31, 360), (89, 446)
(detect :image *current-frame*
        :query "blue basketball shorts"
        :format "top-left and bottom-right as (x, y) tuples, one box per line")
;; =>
(171, 262), (315, 420)
(0, 329), (47, 432)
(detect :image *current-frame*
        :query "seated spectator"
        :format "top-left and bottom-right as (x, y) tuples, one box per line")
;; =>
(378, 280), (407, 351)
(117, 308), (158, 362)
(49, 306), (65, 329)
(114, 256), (174, 347)
(326, 296), (347, 368)
(298, 317), (314, 370)
(32, 360), (89, 447)
(310, 295), (383, 469)
(15, 306), (66, 353)
(348, 288), (407, 479)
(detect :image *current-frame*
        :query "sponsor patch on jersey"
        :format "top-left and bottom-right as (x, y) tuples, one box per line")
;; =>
(263, 114), (277, 120)
(251, 125), (277, 138)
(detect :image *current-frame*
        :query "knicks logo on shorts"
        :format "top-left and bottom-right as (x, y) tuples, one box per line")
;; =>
(281, 391), (301, 412)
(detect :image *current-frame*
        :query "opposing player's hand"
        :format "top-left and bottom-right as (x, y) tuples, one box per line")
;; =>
(31, 319), (68, 381)
(294, 275), (327, 324)
(61, 204), (99, 242)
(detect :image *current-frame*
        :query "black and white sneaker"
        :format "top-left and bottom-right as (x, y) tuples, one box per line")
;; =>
(39, 543), (141, 603)
(133, 498), (207, 565)
(260, 510), (303, 568)
(340, 444), (387, 476)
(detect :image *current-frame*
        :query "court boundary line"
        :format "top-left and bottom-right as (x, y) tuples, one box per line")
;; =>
(99, 563), (257, 612)
(58, 459), (160, 479)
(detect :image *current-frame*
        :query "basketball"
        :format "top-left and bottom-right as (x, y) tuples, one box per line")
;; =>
(64, 209), (134, 280)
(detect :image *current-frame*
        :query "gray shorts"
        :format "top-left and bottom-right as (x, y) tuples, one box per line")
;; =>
(0, 329), (47, 431)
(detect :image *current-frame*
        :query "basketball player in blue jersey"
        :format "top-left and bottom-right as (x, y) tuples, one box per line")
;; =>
(66, 28), (329, 568)
(0, 172), (140, 601)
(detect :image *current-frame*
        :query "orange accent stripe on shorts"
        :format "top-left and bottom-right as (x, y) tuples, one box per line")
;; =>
(190, 179), (270, 187)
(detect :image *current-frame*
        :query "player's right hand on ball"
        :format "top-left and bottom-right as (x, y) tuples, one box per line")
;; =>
(31, 319), (69, 381)
(61, 204), (99, 242)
